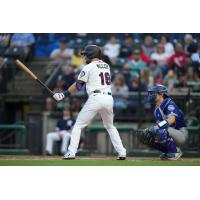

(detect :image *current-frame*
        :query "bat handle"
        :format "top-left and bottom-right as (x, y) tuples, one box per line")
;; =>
(36, 79), (54, 96)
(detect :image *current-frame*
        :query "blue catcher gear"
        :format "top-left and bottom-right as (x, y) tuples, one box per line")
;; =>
(137, 127), (177, 155)
(149, 128), (177, 154)
(147, 84), (169, 104)
(136, 128), (157, 145)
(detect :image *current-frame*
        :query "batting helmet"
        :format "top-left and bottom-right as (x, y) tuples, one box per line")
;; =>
(147, 84), (169, 104)
(81, 45), (101, 60)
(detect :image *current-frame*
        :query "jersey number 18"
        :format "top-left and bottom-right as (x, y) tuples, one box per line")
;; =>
(99, 72), (111, 85)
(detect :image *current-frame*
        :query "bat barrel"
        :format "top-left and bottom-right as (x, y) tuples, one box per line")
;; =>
(16, 59), (37, 80)
(15, 59), (54, 96)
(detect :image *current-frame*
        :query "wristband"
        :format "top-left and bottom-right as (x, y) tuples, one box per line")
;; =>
(63, 91), (71, 97)
(157, 120), (169, 129)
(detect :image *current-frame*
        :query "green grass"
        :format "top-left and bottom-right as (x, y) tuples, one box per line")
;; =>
(0, 159), (200, 166)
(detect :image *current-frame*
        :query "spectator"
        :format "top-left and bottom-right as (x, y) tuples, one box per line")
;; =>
(142, 35), (155, 57)
(191, 43), (200, 63)
(111, 74), (128, 111)
(45, 65), (76, 112)
(141, 69), (153, 87)
(70, 97), (82, 116)
(127, 76), (147, 112)
(50, 38), (74, 62)
(124, 49), (147, 77)
(186, 66), (199, 82)
(71, 48), (85, 68)
(128, 47), (151, 65)
(163, 69), (177, 92)
(151, 43), (169, 65)
(121, 63), (132, 88)
(60, 64), (76, 90)
(8, 33), (35, 61)
(190, 43), (200, 77)
(148, 60), (163, 84)
(104, 35), (120, 62)
(119, 34), (134, 58)
(186, 66), (200, 91)
(184, 34), (193, 53)
(128, 76), (147, 92)
(46, 38), (74, 78)
(168, 42), (188, 72)
(0, 33), (10, 57)
(160, 35), (174, 57)
(151, 43), (170, 76)
(45, 108), (74, 155)
(100, 47), (112, 67)
(173, 71), (188, 92)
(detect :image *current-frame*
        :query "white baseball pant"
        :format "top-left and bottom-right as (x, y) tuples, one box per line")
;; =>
(68, 93), (126, 156)
(46, 130), (71, 154)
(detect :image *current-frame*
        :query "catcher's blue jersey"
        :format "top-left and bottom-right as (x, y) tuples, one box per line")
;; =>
(153, 97), (186, 129)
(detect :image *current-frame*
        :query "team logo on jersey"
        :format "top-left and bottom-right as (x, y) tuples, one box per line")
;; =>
(79, 71), (85, 78)
(168, 105), (175, 111)
(67, 120), (73, 126)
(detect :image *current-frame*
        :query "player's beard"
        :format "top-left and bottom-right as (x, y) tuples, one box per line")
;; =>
(86, 58), (91, 64)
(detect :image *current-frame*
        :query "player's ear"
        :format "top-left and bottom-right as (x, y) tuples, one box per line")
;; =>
(161, 93), (165, 99)
(156, 93), (160, 99)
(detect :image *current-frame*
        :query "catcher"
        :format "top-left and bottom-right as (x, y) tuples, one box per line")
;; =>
(137, 84), (188, 160)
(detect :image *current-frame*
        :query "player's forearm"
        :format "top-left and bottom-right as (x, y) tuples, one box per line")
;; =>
(54, 79), (85, 101)
(156, 115), (175, 129)
(61, 82), (77, 98)
(66, 80), (86, 94)
(67, 82), (78, 94)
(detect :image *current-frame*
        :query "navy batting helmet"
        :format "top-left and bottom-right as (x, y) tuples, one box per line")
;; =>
(147, 84), (169, 104)
(81, 45), (101, 60)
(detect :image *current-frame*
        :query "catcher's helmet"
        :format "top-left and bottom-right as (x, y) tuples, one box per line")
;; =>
(147, 84), (169, 104)
(81, 45), (101, 59)
(148, 84), (169, 96)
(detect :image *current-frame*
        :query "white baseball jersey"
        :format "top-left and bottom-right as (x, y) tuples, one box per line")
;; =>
(77, 60), (112, 95)
(66, 59), (126, 157)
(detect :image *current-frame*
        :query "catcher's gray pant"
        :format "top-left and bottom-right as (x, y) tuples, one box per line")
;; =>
(168, 127), (188, 146)
(46, 130), (71, 154)
(68, 93), (126, 156)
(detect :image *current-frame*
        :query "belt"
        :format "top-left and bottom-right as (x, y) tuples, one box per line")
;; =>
(93, 90), (112, 95)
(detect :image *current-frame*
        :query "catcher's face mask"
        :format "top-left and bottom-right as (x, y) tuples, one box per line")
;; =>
(147, 91), (156, 104)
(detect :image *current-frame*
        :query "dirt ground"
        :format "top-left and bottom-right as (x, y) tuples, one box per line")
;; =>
(0, 155), (200, 162)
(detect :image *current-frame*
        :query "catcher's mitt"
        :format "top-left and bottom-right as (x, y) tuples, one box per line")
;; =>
(136, 128), (157, 145)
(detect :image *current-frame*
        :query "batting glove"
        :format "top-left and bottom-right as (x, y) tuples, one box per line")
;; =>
(53, 93), (65, 101)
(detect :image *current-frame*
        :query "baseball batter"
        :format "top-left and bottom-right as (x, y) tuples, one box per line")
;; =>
(53, 45), (126, 160)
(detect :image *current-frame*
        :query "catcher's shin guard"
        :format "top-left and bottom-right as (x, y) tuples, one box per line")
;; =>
(149, 129), (177, 153)
(136, 128), (177, 154)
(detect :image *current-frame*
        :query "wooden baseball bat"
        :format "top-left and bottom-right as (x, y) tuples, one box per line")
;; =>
(15, 59), (54, 96)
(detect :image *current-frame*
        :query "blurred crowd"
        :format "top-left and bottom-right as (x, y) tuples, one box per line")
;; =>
(41, 33), (200, 112)
(1, 33), (200, 113)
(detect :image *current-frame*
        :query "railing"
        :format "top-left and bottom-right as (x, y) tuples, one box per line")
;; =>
(45, 63), (62, 90)
(0, 124), (28, 154)
(39, 112), (200, 156)
(83, 121), (200, 157)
